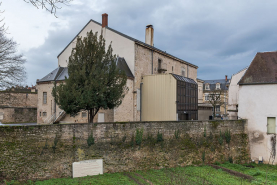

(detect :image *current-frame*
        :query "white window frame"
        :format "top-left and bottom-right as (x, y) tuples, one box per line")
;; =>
(216, 83), (220, 90)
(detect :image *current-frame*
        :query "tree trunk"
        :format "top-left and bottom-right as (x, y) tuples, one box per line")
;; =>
(89, 109), (93, 123)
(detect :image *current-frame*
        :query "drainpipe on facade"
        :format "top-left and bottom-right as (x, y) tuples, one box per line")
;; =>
(140, 82), (143, 121)
(53, 80), (57, 122)
(151, 50), (153, 74)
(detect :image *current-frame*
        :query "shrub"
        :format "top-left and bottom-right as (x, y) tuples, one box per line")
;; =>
(87, 131), (95, 147)
(218, 131), (223, 145)
(122, 135), (127, 143)
(174, 129), (180, 139)
(202, 151), (205, 163)
(228, 156), (233, 163)
(157, 131), (164, 143)
(135, 128), (143, 146)
(52, 134), (59, 153)
(203, 126), (206, 137)
(225, 130), (231, 144)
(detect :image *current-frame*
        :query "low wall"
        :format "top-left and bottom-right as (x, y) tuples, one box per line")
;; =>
(0, 120), (249, 182)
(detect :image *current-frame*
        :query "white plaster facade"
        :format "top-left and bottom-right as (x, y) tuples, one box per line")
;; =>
(228, 68), (247, 119)
(238, 84), (277, 164)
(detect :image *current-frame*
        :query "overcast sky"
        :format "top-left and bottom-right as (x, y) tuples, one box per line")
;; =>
(2, 0), (277, 85)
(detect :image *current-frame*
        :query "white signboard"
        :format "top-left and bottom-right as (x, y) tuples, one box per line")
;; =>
(72, 159), (103, 178)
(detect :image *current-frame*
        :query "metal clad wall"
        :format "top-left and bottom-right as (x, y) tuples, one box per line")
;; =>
(141, 74), (176, 121)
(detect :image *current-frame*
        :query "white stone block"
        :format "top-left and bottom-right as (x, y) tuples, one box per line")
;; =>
(72, 159), (103, 178)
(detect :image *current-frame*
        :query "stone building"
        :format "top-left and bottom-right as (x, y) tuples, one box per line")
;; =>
(0, 87), (37, 123)
(37, 13), (198, 124)
(238, 51), (277, 164)
(202, 76), (230, 118)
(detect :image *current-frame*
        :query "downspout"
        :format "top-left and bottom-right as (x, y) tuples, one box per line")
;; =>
(151, 50), (153, 74)
(140, 82), (143, 121)
(53, 80), (57, 122)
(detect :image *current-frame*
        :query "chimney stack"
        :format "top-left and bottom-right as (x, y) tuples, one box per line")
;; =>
(102, 13), (108, 27)
(145, 25), (154, 46)
(225, 75), (228, 82)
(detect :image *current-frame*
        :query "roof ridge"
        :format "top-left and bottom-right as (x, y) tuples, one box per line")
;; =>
(57, 18), (198, 68)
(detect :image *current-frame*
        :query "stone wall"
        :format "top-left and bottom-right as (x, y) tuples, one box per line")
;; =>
(0, 120), (249, 182)
(0, 107), (37, 123)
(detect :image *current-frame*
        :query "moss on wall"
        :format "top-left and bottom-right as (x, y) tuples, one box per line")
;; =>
(0, 120), (249, 182)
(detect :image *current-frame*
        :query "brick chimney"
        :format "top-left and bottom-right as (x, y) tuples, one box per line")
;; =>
(225, 75), (228, 82)
(102, 13), (108, 27)
(145, 25), (154, 46)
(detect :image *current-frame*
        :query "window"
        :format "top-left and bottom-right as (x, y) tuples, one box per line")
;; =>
(42, 112), (47, 117)
(172, 66), (174, 72)
(205, 94), (209, 101)
(216, 83), (220, 90)
(215, 105), (220, 112)
(43, 92), (47, 104)
(181, 68), (185, 76)
(158, 59), (162, 69)
(205, 83), (210, 90)
(82, 112), (87, 118)
(267, 117), (276, 134)
(40, 112), (41, 117)
(98, 113), (105, 122)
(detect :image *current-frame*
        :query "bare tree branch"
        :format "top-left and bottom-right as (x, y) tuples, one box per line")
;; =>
(0, 8), (26, 90)
(24, 0), (72, 16)
(206, 90), (225, 117)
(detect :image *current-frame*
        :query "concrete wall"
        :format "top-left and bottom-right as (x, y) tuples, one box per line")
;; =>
(238, 84), (277, 164)
(228, 68), (247, 119)
(141, 74), (177, 121)
(0, 120), (249, 182)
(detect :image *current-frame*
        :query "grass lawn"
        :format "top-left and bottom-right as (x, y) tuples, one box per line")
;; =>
(218, 163), (277, 185)
(4, 163), (276, 185)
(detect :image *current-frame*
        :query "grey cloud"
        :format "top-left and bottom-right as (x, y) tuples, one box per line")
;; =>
(22, 0), (277, 85)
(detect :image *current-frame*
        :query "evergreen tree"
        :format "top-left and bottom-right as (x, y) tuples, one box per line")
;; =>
(52, 31), (128, 123)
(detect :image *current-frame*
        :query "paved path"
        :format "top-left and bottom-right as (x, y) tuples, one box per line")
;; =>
(0, 122), (37, 126)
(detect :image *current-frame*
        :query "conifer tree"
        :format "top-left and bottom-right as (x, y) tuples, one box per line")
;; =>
(52, 31), (128, 123)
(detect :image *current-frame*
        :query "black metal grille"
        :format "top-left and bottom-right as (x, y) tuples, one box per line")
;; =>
(177, 80), (198, 120)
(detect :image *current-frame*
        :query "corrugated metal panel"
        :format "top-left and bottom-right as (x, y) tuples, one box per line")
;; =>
(142, 74), (176, 121)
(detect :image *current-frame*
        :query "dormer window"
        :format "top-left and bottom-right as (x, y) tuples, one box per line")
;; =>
(216, 83), (220, 90)
(205, 83), (210, 90)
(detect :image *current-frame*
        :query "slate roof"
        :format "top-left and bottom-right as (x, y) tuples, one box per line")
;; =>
(38, 57), (134, 82)
(203, 79), (230, 91)
(171, 74), (198, 85)
(238, 51), (277, 85)
(57, 19), (198, 69)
